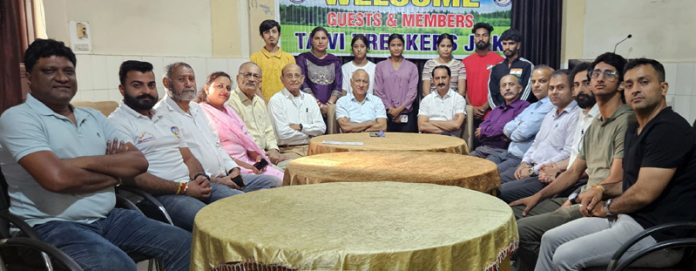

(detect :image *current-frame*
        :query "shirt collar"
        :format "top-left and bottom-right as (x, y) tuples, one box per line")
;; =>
(162, 94), (198, 116)
(501, 99), (526, 110)
(598, 104), (632, 125)
(435, 89), (454, 99)
(351, 94), (371, 103)
(261, 46), (284, 59)
(117, 102), (162, 120)
(26, 94), (87, 124)
(555, 100), (578, 117)
(234, 87), (260, 105)
(281, 88), (303, 100)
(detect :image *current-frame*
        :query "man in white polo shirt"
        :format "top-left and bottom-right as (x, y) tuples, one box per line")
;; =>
(268, 64), (326, 159)
(418, 65), (466, 136)
(109, 60), (252, 231)
(335, 69), (387, 133)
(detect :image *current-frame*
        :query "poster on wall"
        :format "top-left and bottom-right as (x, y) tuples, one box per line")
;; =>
(277, 0), (512, 59)
(68, 21), (92, 54)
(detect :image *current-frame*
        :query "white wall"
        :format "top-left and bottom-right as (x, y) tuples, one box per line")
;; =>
(572, 0), (696, 122)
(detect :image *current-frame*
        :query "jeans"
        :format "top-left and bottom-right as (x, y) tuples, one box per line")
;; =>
(489, 151), (522, 183)
(157, 174), (280, 231)
(515, 203), (579, 271)
(33, 208), (191, 271)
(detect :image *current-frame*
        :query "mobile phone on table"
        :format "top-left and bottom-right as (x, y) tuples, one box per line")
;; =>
(368, 131), (385, 137)
(253, 159), (269, 170)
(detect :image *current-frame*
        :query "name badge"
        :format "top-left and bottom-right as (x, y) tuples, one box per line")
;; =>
(399, 115), (408, 123)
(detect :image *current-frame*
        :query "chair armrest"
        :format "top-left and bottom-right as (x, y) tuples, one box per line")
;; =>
(0, 237), (84, 271)
(116, 187), (174, 225)
(607, 222), (696, 271)
(0, 210), (40, 239)
(610, 238), (696, 271)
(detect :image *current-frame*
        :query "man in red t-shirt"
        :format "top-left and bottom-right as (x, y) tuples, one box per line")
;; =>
(463, 22), (504, 122)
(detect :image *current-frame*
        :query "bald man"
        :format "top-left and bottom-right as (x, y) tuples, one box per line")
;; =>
(335, 69), (387, 133)
(268, 64), (326, 159)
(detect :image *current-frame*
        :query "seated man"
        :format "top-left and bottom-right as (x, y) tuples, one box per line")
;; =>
(470, 74), (530, 157)
(489, 66), (555, 179)
(418, 65), (466, 136)
(228, 62), (288, 167)
(0, 39), (190, 271)
(499, 70), (580, 198)
(336, 69), (387, 133)
(109, 60), (258, 231)
(155, 62), (280, 187)
(268, 64), (326, 159)
(509, 52), (631, 271)
(536, 58), (696, 270)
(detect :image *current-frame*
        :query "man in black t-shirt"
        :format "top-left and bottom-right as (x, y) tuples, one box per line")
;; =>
(534, 58), (696, 270)
(487, 29), (535, 108)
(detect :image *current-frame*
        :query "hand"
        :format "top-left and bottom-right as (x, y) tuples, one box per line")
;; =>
(319, 103), (328, 114)
(538, 164), (562, 184)
(106, 139), (129, 154)
(186, 178), (212, 199)
(577, 187), (603, 217)
(213, 175), (241, 190)
(474, 128), (481, 138)
(473, 106), (487, 119)
(267, 149), (286, 165)
(561, 199), (572, 208)
(589, 200), (608, 217)
(514, 163), (531, 180)
(289, 123), (302, 131)
(509, 193), (542, 217)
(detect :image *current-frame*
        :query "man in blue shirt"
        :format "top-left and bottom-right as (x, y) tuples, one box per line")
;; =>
(0, 39), (190, 271)
(336, 69), (387, 132)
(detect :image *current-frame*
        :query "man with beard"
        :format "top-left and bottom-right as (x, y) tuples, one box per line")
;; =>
(536, 58), (696, 270)
(499, 70), (579, 191)
(109, 61), (260, 231)
(418, 65), (466, 135)
(509, 53), (632, 271)
(463, 22), (504, 123)
(0, 41), (190, 270)
(487, 29), (535, 108)
(228, 62), (288, 166)
(251, 19), (296, 102)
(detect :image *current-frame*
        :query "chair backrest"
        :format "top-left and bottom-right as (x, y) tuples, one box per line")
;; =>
(72, 101), (119, 116)
(459, 105), (474, 151)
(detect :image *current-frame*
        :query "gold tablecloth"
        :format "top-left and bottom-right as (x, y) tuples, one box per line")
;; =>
(284, 151), (500, 194)
(192, 182), (518, 271)
(307, 132), (468, 155)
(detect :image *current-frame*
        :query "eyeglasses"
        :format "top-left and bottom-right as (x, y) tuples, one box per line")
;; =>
(240, 72), (261, 80)
(283, 73), (303, 80)
(590, 69), (618, 80)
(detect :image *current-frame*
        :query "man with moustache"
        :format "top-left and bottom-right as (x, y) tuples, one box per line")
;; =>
(536, 58), (696, 270)
(418, 65), (466, 136)
(228, 62), (288, 166)
(488, 29), (535, 108)
(499, 70), (579, 197)
(487, 66), (555, 176)
(251, 20), (296, 102)
(0, 40), (190, 270)
(155, 62), (280, 191)
(463, 22), (504, 124)
(336, 69), (387, 133)
(110, 61), (276, 231)
(268, 64), (326, 159)
(510, 53), (631, 271)
(469, 74), (529, 157)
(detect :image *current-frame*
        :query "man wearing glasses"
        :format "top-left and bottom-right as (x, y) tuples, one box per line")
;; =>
(510, 53), (634, 271)
(229, 62), (287, 166)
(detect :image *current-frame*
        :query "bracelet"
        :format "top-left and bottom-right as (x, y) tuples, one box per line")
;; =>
(175, 182), (188, 195)
(592, 184), (606, 193)
(193, 172), (210, 181)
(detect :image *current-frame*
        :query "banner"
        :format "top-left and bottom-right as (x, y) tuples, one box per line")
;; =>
(278, 0), (512, 59)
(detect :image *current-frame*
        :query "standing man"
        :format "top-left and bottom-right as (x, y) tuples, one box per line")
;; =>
(488, 29), (534, 108)
(251, 19), (296, 102)
(336, 69), (387, 133)
(228, 62), (287, 166)
(536, 58), (696, 270)
(463, 22), (504, 123)
(418, 65), (466, 135)
(0, 39), (190, 270)
(268, 64), (326, 159)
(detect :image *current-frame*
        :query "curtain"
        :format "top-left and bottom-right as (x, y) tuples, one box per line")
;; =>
(0, 0), (24, 114)
(511, 0), (563, 69)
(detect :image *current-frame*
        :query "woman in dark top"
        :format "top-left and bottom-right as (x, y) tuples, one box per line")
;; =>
(295, 26), (343, 115)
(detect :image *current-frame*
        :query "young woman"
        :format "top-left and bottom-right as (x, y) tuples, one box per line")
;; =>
(342, 34), (376, 96)
(196, 71), (284, 180)
(374, 33), (419, 132)
(295, 26), (343, 114)
(421, 33), (466, 97)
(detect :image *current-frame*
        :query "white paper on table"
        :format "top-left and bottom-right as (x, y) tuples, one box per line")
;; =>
(320, 140), (365, 146)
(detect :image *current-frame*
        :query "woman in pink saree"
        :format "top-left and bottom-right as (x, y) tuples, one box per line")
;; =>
(196, 71), (284, 180)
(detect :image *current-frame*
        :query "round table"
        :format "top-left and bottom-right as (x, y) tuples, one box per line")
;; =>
(192, 182), (518, 271)
(307, 132), (468, 155)
(284, 151), (500, 194)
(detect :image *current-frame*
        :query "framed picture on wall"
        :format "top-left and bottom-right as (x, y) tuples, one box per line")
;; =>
(68, 21), (92, 53)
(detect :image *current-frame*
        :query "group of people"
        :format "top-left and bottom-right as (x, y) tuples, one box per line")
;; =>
(0, 17), (695, 271)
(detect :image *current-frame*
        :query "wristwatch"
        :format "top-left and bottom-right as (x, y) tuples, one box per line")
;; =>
(299, 123), (303, 131)
(604, 198), (615, 216)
